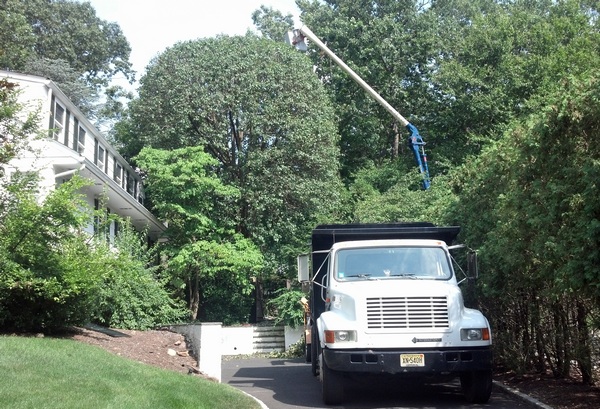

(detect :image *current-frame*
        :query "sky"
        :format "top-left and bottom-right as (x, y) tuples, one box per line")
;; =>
(87, 0), (301, 86)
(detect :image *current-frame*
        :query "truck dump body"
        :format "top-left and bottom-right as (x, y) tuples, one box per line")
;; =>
(312, 223), (460, 250)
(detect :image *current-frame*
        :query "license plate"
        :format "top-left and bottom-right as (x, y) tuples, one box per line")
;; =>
(400, 353), (425, 367)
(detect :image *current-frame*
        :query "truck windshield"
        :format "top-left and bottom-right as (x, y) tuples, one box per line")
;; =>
(335, 247), (452, 281)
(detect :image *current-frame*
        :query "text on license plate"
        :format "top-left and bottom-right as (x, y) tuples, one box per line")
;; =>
(400, 353), (425, 367)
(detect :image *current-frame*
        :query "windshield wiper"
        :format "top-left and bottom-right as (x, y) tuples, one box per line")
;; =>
(389, 273), (419, 279)
(346, 273), (379, 280)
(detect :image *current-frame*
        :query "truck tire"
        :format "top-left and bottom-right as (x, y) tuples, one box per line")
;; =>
(321, 356), (344, 405)
(311, 326), (319, 376)
(460, 370), (493, 403)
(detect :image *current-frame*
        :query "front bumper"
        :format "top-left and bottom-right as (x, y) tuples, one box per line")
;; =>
(323, 346), (492, 375)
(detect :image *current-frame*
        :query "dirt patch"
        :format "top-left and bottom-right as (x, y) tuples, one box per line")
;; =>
(494, 371), (600, 409)
(67, 326), (203, 377)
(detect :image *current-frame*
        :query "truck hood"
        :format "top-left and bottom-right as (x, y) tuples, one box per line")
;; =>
(331, 278), (459, 298)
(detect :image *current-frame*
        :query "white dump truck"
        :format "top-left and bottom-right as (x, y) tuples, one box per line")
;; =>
(298, 223), (493, 405)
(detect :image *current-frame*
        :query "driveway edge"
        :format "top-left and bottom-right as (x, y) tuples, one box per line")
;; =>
(493, 380), (554, 409)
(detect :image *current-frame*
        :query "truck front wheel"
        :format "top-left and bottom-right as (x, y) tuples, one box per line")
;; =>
(460, 370), (493, 403)
(321, 356), (344, 405)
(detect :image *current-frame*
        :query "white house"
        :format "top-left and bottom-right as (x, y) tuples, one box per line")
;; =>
(1, 70), (165, 242)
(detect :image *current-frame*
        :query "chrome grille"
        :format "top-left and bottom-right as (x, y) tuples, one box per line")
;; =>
(366, 296), (449, 329)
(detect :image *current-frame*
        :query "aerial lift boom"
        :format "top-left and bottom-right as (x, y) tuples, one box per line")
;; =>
(286, 25), (431, 189)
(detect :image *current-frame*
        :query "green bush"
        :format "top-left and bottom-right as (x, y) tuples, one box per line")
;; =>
(92, 224), (187, 330)
(0, 174), (186, 333)
(0, 176), (103, 332)
(268, 288), (305, 328)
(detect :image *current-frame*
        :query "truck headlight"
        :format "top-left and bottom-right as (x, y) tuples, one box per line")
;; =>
(325, 330), (357, 343)
(460, 328), (490, 341)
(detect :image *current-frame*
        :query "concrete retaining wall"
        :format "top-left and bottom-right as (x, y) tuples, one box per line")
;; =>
(221, 326), (255, 355)
(171, 322), (303, 383)
(171, 322), (222, 382)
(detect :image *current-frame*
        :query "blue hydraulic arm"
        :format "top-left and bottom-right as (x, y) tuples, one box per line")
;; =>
(286, 25), (431, 190)
(406, 123), (431, 190)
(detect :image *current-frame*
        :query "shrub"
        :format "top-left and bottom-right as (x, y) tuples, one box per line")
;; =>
(0, 176), (103, 332)
(268, 288), (305, 329)
(92, 224), (187, 330)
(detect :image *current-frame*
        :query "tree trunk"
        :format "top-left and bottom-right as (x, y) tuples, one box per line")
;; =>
(531, 297), (546, 373)
(575, 298), (593, 385)
(552, 302), (567, 377)
(189, 270), (200, 321)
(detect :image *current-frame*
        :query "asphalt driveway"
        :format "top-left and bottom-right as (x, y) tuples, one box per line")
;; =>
(221, 357), (534, 409)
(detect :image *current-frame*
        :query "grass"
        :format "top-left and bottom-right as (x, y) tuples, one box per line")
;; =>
(0, 336), (261, 409)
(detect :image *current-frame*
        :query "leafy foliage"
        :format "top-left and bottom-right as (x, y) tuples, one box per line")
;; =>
(117, 34), (344, 279)
(134, 146), (264, 323)
(0, 5), (36, 69)
(0, 79), (40, 177)
(0, 0), (135, 128)
(297, 0), (440, 180)
(23, 57), (97, 118)
(252, 5), (295, 41)
(448, 70), (600, 382)
(267, 288), (305, 328)
(349, 162), (456, 223)
(0, 176), (104, 332)
(427, 0), (600, 166)
(92, 224), (187, 330)
(169, 237), (264, 325)
(0, 0), (134, 87)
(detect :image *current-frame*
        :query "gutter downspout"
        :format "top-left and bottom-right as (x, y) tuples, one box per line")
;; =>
(54, 160), (86, 179)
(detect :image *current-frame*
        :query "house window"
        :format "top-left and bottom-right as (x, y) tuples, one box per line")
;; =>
(127, 173), (134, 196)
(93, 200), (111, 241)
(63, 112), (70, 146)
(114, 163), (123, 186)
(72, 119), (79, 150)
(77, 126), (86, 154)
(96, 145), (105, 170)
(106, 207), (112, 242)
(137, 186), (144, 205)
(52, 101), (65, 140)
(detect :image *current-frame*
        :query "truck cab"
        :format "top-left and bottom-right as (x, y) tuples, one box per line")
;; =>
(299, 223), (493, 405)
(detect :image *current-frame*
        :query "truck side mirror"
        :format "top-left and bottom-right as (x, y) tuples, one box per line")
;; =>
(297, 254), (310, 283)
(467, 251), (479, 279)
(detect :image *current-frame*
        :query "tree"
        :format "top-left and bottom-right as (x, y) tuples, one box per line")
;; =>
(117, 34), (344, 278)
(350, 163), (456, 224)
(295, 0), (600, 180)
(427, 0), (600, 166)
(0, 0), (135, 126)
(0, 78), (40, 178)
(447, 70), (600, 383)
(296, 0), (438, 180)
(0, 0), (134, 88)
(0, 5), (36, 69)
(23, 57), (97, 118)
(252, 5), (295, 41)
(134, 146), (264, 322)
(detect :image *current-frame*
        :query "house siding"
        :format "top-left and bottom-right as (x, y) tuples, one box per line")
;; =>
(1, 70), (164, 241)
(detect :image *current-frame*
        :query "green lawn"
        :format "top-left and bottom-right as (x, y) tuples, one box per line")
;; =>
(0, 336), (260, 409)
